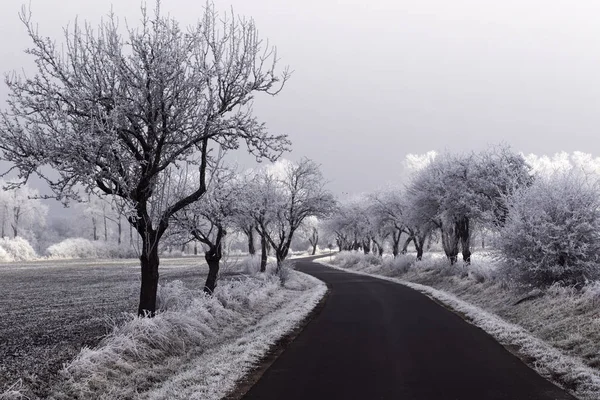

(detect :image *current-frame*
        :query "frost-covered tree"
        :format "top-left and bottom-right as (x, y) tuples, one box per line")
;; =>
(498, 170), (600, 286)
(0, 181), (48, 241)
(172, 169), (238, 294)
(406, 145), (530, 264)
(0, 2), (290, 316)
(250, 159), (335, 269)
(370, 188), (409, 257)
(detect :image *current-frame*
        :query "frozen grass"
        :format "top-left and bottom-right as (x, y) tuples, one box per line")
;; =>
(142, 268), (325, 400)
(321, 251), (600, 400)
(1, 257), (325, 400)
(0, 257), (206, 399)
(46, 238), (138, 259)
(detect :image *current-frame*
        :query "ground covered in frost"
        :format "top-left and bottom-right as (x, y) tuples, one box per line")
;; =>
(1, 255), (324, 400)
(0, 257), (208, 398)
(321, 251), (600, 400)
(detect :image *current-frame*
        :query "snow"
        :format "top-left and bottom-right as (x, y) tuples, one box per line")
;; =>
(46, 237), (138, 259)
(0, 237), (38, 262)
(26, 261), (326, 399)
(316, 255), (600, 400)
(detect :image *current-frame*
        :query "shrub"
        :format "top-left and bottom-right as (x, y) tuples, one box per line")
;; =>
(498, 171), (600, 287)
(0, 237), (38, 261)
(46, 238), (137, 259)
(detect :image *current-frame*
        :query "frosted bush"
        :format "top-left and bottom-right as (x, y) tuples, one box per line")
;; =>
(380, 254), (413, 275)
(46, 238), (137, 259)
(0, 245), (11, 262)
(0, 237), (37, 261)
(52, 275), (288, 399)
(238, 255), (262, 275)
(498, 171), (600, 287)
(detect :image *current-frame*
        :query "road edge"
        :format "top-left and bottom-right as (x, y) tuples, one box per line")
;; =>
(223, 264), (330, 400)
(313, 258), (600, 400)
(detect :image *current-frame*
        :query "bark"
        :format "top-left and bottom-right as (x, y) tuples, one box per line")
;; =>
(138, 230), (160, 317)
(308, 228), (319, 255)
(204, 242), (222, 294)
(414, 234), (426, 261)
(401, 236), (412, 254)
(12, 206), (20, 238)
(92, 217), (98, 241)
(441, 222), (460, 265)
(117, 216), (122, 245)
(457, 216), (471, 264)
(246, 228), (256, 255)
(1, 205), (6, 238)
(103, 214), (108, 241)
(260, 230), (268, 272)
(392, 230), (401, 258)
(362, 239), (371, 255)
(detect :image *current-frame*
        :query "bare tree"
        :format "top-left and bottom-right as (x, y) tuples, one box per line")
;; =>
(0, 2), (290, 316)
(252, 159), (335, 269)
(172, 169), (238, 294)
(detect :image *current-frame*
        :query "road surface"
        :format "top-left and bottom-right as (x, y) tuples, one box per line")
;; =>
(242, 258), (576, 400)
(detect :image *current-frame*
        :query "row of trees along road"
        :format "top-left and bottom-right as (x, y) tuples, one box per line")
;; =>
(0, 2), (296, 316)
(325, 145), (533, 265)
(169, 158), (335, 294)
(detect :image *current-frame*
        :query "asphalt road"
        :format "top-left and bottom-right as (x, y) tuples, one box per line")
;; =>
(242, 258), (576, 400)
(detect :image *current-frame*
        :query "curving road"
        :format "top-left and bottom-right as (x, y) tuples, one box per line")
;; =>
(242, 258), (576, 400)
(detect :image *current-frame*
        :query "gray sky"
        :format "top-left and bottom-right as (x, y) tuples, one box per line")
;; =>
(2, 0), (600, 204)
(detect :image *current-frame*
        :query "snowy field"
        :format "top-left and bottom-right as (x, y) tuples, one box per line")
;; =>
(0, 257), (210, 398)
(321, 251), (600, 400)
(0, 255), (328, 400)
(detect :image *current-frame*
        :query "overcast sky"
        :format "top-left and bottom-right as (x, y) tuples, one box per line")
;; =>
(2, 0), (600, 206)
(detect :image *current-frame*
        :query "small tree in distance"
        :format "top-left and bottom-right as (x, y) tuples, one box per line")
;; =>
(249, 159), (335, 270)
(0, 1), (290, 316)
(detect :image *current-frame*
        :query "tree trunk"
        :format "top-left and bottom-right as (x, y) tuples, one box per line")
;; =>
(1, 205), (6, 238)
(457, 217), (471, 264)
(311, 243), (317, 255)
(204, 246), (221, 294)
(104, 214), (108, 241)
(92, 217), (98, 241)
(194, 241), (198, 255)
(260, 231), (267, 272)
(414, 234), (426, 261)
(117, 216), (122, 245)
(441, 222), (460, 265)
(138, 231), (160, 317)
(401, 236), (412, 254)
(247, 229), (256, 255)
(392, 230), (401, 258)
(362, 239), (371, 255)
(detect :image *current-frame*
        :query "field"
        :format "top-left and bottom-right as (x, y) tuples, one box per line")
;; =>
(0, 256), (221, 398)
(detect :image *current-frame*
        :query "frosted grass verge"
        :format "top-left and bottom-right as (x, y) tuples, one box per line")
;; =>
(315, 258), (600, 400)
(143, 272), (326, 400)
(11, 264), (326, 400)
